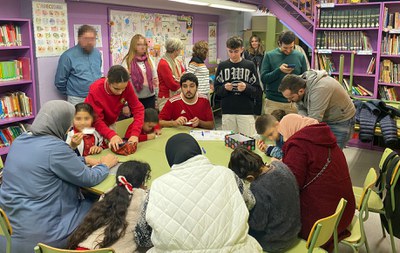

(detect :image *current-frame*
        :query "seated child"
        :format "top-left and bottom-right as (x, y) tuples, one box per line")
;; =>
(66, 103), (106, 156)
(255, 111), (286, 159)
(68, 160), (151, 251)
(139, 108), (162, 142)
(228, 147), (301, 253)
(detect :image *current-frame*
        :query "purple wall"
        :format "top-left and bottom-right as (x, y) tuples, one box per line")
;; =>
(67, 1), (219, 73)
(0, 0), (21, 18)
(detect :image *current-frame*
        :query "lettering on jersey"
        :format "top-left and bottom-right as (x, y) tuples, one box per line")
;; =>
(216, 67), (257, 85)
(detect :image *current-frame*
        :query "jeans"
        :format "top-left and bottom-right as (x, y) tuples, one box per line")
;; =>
(327, 117), (355, 149)
(67, 95), (85, 106)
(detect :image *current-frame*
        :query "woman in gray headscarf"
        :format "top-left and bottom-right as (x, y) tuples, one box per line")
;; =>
(0, 100), (118, 253)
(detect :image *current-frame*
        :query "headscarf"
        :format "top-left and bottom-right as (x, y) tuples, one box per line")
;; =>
(165, 133), (201, 167)
(30, 100), (75, 140)
(130, 54), (154, 93)
(278, 113), (319, 141)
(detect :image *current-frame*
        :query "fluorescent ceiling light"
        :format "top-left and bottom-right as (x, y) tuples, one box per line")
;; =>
(168, 0), (210, 6)
(210, 1), (257, 12)
(168, 0), (258, 12)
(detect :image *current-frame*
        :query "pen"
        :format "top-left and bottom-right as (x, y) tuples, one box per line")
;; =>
(201, 147), (206, 154)
(201, 131), (204, 137)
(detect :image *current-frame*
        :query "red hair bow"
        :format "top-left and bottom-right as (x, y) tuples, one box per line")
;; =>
(117, 175), (133, 194)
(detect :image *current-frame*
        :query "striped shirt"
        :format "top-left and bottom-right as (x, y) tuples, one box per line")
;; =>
(187, 62), (210, 96)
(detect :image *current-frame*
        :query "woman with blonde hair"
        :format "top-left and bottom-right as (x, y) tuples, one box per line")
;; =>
(157, 38), (185, 111)
(124, 34), (159, 109)
(187, 40), (210, 96)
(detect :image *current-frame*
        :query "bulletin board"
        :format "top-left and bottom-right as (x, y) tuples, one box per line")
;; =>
(109, 9), (194, 68)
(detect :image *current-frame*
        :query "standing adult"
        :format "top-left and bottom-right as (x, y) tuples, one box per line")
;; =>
(157, 38), (185, 111)
(55, 25), (102, 105)
(124, 34), (159, 109)
(260, 31), (307, 114)
(85, 65), (144, 151)
(214, 36), (261, 136)
(243, 35), (265, 116)
(0, 100), (118, 252)
(187, 40), (210, 96)
(279, 70), (356, 149)
(279, 114), (355, 247)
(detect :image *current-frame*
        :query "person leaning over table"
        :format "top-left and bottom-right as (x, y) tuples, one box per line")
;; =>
(0, 100), (118, 253)
(85, 65), (144, 151)
(159, 73), (214, 130)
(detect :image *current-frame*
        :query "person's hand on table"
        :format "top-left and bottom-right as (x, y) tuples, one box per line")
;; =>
(128, 135), (139, 145)
(70, 132), (83, 149)
(100, 154), (119, 168)
(109, 135), (124, 151)
(147, 133), (156, 140)
(174, 116), (188, 126)
(256, 139), (267, 153)
(189, 117), (200, 128)
(89, 146), (103, 155)
(85, 157), (101, 166)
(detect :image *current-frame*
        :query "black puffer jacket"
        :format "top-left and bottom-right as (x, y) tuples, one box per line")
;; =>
(354, 100), (400, 147)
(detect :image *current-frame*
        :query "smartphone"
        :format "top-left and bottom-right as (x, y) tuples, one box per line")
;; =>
(287, 64), (296, 68)
(118, 142), (127, 147)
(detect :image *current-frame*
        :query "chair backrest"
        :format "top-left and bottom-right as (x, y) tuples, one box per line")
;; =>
(379, 148), (396, 171)
(0, 208), (12, 253)
(306, 198), (348, 251)
(357, 168), (378, 209)
(34, 243), (115, 253)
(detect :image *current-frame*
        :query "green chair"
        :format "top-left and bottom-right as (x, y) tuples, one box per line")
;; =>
(285, 198), (348, 253)
(0, 208), (12, 253)
(352, 149), (399, 253)
(341, 167), (378, 253)
(34, 243), (115, 253)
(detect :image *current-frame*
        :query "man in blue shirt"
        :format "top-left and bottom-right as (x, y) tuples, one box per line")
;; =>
(55, 25), (102, 105)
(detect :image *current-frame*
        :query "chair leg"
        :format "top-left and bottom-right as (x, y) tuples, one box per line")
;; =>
(364, 231), (371, 253)
(387, 219), (397, 253)
(380, 217), (387, 238)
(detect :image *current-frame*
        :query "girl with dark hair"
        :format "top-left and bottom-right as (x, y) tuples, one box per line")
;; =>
(68, 160), (151, 252)
(66, 102), (106, 156)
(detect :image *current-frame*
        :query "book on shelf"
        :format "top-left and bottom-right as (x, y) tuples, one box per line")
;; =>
(318, 7), (379, 29)
(0, 58), (30, 81)
(315, 53), (336, 73)
(0, 123), (27, 148)
(351, 84), (373, 97)
(0, 92), (32, 119)
(379, 59), (400, 84)
(366, 57), (376, 74)
(379, 86), (399, 101)
(383, 8), (400, 30)
(0, 23), (22, 47)
(316, 31), (372, 51)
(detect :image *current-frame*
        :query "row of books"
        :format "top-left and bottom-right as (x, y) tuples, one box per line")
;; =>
(0, 124), (26, 147)
(0, 24), (22, 47)
(0, 59), (25, 81)
(380, 59), (400, 84)
(379, 86), (399, 101)
(0, 92), (32, 119)
(340, 78), (373, 97)
(318, 8), (380, 29)
(316, 31), (372, 51)
(366, 57), (376, 75)
(315, 53), (336, 73)
(383, 8), (400, 30)
(381, 33), (400, 55)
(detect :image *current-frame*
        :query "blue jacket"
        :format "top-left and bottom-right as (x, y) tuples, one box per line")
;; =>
(0, 133), (108, 252)
(55, 45), (102, 97)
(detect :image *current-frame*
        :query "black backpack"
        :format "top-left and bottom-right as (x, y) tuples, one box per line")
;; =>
(380, 155), (400, 238)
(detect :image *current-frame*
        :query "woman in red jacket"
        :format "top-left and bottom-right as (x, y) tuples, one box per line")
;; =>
(279, 114), (355, 248)
(157, 38), (185, 111)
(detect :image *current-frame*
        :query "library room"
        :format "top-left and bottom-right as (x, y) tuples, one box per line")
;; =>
(0, 0), (399, 252)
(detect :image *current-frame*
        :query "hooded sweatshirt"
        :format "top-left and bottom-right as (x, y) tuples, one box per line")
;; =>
(297, 70), (355, 123)
(282, 123), (355, 242)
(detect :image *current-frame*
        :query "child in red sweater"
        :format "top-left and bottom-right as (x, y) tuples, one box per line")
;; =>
(139, 108), (161, 142)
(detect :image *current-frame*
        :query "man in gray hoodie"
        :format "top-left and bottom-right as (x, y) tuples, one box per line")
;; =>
(278, 70), (356, 149)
